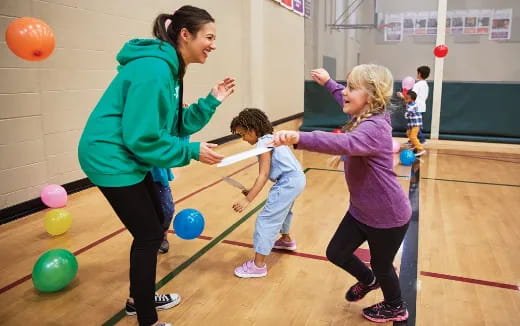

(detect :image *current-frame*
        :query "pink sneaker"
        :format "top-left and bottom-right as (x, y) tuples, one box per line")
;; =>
(273, 239), (297, 251)
(234, 260), (267, 278)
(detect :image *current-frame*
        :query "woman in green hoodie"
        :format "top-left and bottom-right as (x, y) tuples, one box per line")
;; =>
(78, 6), (235, 326)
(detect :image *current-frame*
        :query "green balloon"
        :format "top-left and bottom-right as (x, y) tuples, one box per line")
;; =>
(32, 249), (78, 292)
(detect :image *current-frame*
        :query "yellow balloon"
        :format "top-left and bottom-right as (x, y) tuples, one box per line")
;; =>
(44, 208), (72, 236)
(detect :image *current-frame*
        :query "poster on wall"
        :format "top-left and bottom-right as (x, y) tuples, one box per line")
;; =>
(403, 12), (415, 35)
(280, 0), (292, 10)
(414, 12), (427, 35)
(477, 9), (492, 34)
(451, 10), (464, 34)
(427, 11), (437, 35)
(463, 10), (478, 34)
(490, 9), (512, 40)
(304, 0), (311, 18)
(384, 13), (403, 42)
(293, 0), (304, 16)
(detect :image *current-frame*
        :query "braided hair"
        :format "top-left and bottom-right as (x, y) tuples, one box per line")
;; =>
(329, 64), (394, 167)
(343, 64), (393, 132)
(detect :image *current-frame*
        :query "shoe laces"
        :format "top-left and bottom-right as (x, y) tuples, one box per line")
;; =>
(155, 293), (170, 302)
(352, 282), (366, 295)
(372, 302), (386, 310)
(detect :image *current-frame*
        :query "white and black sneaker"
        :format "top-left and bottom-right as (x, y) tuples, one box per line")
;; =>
(125, 293), (181, 316)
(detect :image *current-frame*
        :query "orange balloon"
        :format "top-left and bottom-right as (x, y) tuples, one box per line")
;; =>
(5, 17), (55, 61)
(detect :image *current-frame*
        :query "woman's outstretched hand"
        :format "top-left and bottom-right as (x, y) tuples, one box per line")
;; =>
(199, 143), (224, 165)
(211, 77), (236, 102)
(271, 131), (300, 147)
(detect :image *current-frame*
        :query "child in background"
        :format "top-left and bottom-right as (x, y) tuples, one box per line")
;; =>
(404, 91), (425, 156)
(271, 64), (411, 323)
(398, 66), (430, 144)
(411, 66), (430, 144)
(230, 108), (306, 278)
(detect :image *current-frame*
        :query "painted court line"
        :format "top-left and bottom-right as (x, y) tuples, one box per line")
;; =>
(421, 271), (520, 291)
(7, 165), (515, 326)
(221, 239), (371, 263)
(173, 161), (257, 203)
(102, 200), (268, 326)
(421, 177), (520, 188)
(437, 152), (520, 165)
(0, 227), (127, 295)
(0, 162), (258, 296)
(102, 167), (377, 325)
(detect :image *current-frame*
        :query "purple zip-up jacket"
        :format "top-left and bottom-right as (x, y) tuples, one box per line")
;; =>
(297, 79), (411, 228)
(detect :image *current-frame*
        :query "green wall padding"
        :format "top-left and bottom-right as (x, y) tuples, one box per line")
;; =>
(302, 81), (349, 131)
(302, 80), (520, 144)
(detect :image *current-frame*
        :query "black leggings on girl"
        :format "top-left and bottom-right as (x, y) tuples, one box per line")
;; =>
(326, 211), (409, 305)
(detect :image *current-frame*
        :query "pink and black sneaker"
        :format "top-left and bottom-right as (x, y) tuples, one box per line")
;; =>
(234, 260), (267, 278)
(345, 280), (380, 302)
(273, 238), (297, 251)
(362, 301), (409, 323)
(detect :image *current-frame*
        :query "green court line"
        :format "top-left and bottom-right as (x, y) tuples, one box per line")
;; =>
(309, 167), (520, 187)
(104, 166), (420, 325)
(421, 177), (520, 188)
(102, 200), (266, 326)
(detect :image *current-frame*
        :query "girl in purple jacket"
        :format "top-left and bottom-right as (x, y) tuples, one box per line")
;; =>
(272, 64), (411, 323)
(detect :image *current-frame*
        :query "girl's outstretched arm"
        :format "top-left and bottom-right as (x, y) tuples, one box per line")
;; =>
(311, 68), (344, 107)
(273, 121), (383, 157)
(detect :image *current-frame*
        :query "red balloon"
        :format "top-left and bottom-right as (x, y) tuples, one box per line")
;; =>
(5, 17), (55, 61)
(332, 128), (343, 134)
(434, 44), (448, 58)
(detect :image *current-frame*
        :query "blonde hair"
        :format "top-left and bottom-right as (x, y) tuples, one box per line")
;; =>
(329, 64), (394, 168)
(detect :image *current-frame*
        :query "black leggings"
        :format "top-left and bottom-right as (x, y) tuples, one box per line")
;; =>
(326, 212), (409, 305)
(99, 173), (165, 326)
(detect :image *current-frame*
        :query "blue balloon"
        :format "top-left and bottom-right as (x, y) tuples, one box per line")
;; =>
(173, 208), (205, 240)
(399, 149), (416, 166)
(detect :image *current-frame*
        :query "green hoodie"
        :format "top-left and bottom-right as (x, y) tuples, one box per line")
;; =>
(78, 39), (221, 187)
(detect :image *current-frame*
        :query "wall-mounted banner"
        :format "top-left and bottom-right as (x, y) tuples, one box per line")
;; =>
(385, 13), (403, 42)
(490, 9), (512, 40)
(280, 0), (293, 10)
(293, 0), (304, 16)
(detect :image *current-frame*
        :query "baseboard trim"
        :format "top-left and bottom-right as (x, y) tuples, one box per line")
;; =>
(0, 178), (94, 225)
(0, 113), (304, 224)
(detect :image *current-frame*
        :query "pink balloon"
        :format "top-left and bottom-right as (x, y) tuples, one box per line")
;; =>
(41, 184), (67, 208)
(392, 139), (401, 153)
(401, 76), (415, 90)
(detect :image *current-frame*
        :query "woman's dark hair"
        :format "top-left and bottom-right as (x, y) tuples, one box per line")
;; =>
(230, 108), (274, 137)
(153, 5), (214, 79)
